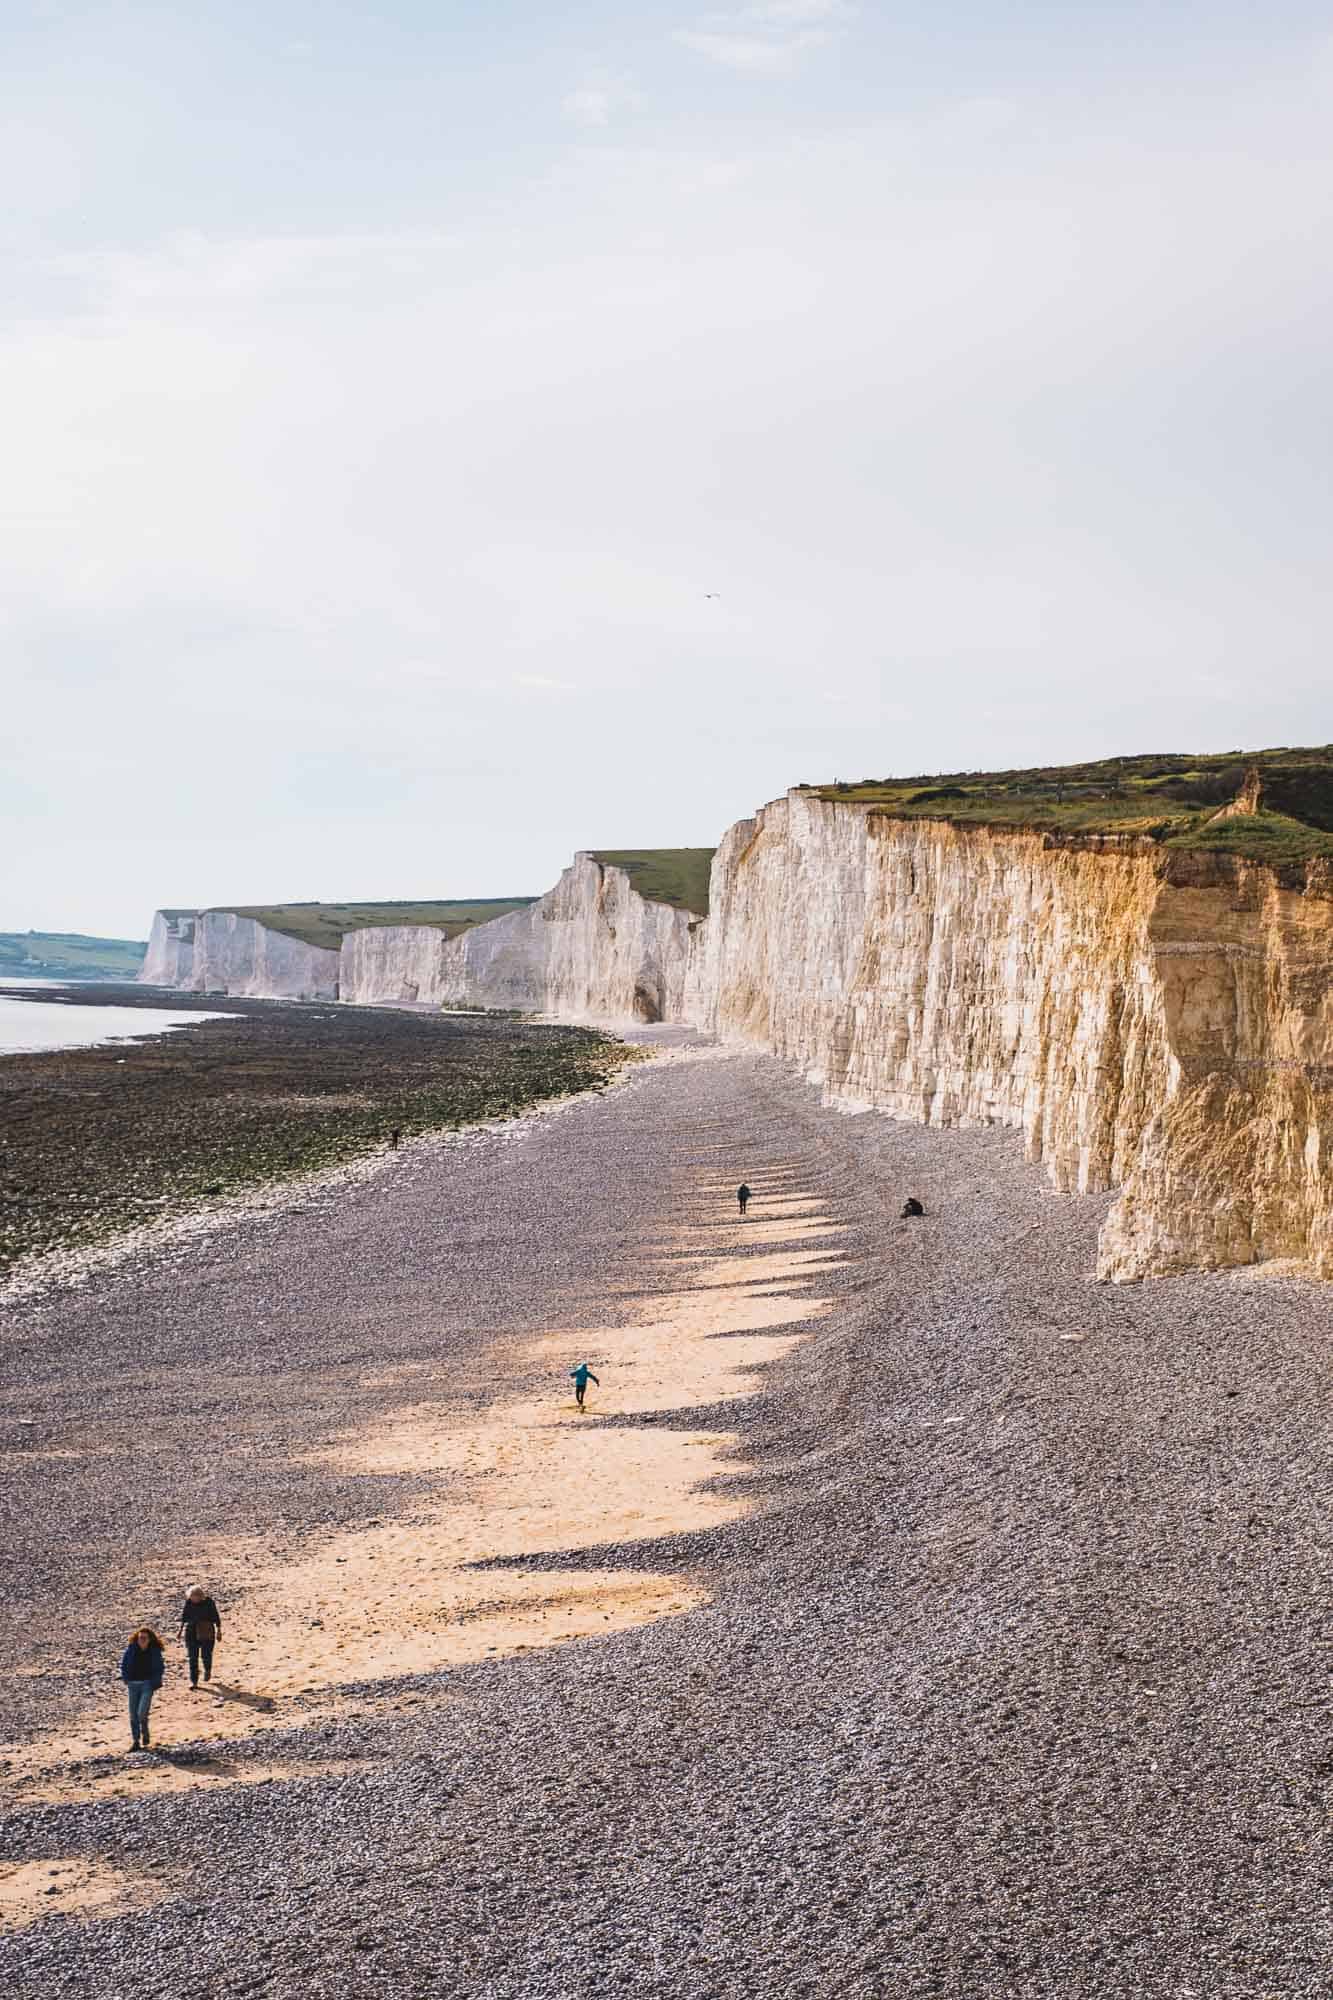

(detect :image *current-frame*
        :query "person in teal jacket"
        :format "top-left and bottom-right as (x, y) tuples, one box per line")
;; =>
(570, 1362), (600, 1410)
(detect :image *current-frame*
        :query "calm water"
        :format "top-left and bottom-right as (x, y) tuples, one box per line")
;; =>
(0, 988), (232, 1055)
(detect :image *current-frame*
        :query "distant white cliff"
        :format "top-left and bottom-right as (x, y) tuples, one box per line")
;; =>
(140, 911), (197, 986)
(339, 854), (697, 1023)
(140, 910), (338, 1001)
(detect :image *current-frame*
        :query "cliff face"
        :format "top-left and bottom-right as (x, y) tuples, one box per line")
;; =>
(1098, 853), (1333, 1279)
(140, 911), (196, 986)
(339, 854), (697, 1023)
(695, 791), (1332, 1281)
(187, 911), (339, 1001)
(337, 924), (451, 1006)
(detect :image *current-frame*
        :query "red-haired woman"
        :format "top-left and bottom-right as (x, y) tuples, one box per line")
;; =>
(120, 1626), (166, 1751)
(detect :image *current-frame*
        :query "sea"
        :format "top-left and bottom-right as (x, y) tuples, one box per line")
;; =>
(0, 981), (232, 1055)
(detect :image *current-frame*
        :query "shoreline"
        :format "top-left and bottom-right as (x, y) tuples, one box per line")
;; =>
(0, 1043), (662, 1311)
(0, 984), (634, 1281)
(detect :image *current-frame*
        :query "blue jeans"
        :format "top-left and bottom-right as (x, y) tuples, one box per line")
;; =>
(126, 1680), (155, 1743)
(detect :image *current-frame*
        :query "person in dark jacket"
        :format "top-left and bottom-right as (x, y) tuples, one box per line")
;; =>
(901, 1197), (925, 1218)
(737, 1183), (752, 1216)
(177, 1586), (223, 1689)
(120, 1627), (166, 1751)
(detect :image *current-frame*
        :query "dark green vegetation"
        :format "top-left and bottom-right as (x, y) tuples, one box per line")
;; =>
(217, 899), (536, 951)
(807, 747), (1333, 863)
(591, 849), (716, 915)
(0, 931), (147, 980)
(0, 988), (632, 1272)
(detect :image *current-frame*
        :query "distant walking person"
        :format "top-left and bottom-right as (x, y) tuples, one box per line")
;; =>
(389, 1128), (402, 1150)
(570, 1362), (600, 1410)
(737, 1184), (752, 1216)
(120, 1626), (166, 1751)
(178, 1586), (223, 1690)
(900, 1197), (925, 1219)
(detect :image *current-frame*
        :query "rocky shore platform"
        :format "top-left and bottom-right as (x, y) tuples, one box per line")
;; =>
(1, 1038), (1327, 1997)
(0, 983), (627, 1276)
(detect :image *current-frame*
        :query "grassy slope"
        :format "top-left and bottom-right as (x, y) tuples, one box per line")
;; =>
(214, 900), (536, 951)
(591, 849), (715, 916)
(805, 748), (1333, 864)
(0, 932), (147, 980)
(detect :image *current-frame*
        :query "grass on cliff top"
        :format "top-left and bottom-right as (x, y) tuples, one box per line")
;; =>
(0, 931), (147, 981)
(215, 900), (537, 951)
(803, 747), (1333, 863)
(590, 849), (715, 915)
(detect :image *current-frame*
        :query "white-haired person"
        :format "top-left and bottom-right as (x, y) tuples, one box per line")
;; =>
(177, 1585), (223, 1690)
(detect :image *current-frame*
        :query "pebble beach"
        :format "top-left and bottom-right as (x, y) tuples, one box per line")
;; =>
(1, 1035), (1328, 1997)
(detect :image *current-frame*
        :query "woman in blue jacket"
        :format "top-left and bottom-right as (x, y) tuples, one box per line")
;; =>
(120, 1626), (166, 1751)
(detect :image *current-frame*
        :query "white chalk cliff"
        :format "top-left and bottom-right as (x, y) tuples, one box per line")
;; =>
(693, 790), (1332, 1283)
(141, 787), (1333, 1281)
(141, 911), (197, 987)
(339, 854), (697, 1023)
(140, 910), (338, 1001)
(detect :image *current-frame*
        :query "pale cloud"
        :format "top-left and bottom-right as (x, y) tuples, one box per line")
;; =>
(741, 0), (853, 20)
(48, 229), (463, 306)
(674, 0), (850, 73)
(562, 86), (615, 127)
(674, 28), (830, 73)
(560, 72), (640, 128)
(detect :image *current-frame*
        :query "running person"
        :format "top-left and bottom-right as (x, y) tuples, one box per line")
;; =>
(570, 1363), (600, 1410)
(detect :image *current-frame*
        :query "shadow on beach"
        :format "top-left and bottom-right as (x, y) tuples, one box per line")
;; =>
(200, 1681), (276, 1714)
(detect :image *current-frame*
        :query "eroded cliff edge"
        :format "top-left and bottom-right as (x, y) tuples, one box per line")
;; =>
(694, 790), (1332, 1281)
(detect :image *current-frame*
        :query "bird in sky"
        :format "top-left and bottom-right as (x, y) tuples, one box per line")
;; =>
(703, 592), (720, 599)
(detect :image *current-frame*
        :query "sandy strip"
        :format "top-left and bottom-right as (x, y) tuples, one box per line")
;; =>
(3, 1204), (847, 1811)
(0, 1858), (157, 1934)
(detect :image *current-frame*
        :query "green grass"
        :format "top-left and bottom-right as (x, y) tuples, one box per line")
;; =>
(0, 931), (147, 981)
(804, 747), (1333, 864)
(590, 849), (715, 915)
(1167, 811), (1333, 864)
(214, 900), (537, 951)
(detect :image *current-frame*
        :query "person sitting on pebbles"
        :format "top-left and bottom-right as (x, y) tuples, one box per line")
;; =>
(120, 1625), (166, 1752)
(178, 1585), (223, 1690)
(569, 1362), (600, 1410)
(900, 1196), (925, 1218)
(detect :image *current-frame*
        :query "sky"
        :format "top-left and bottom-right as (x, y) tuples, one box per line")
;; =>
(4, 1), (1332, 939)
